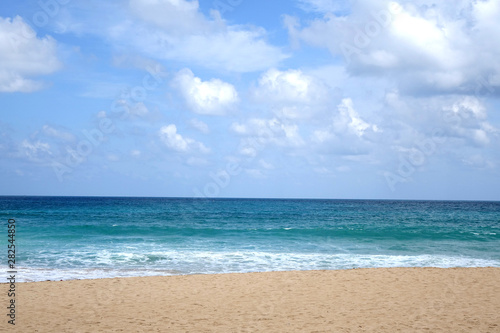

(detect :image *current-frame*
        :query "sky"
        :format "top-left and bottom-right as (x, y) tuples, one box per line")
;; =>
(0, 0), (499, 200)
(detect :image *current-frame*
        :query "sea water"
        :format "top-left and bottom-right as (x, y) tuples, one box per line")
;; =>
(0, 196), (499, 282)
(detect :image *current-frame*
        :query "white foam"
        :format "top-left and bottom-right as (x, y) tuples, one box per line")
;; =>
(6, 251), (500, 282)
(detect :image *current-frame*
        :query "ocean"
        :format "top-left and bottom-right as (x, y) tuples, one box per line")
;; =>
(1, 196), (499, 282)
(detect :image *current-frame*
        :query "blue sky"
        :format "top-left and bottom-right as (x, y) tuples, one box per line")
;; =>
(1, 0), (499, 200)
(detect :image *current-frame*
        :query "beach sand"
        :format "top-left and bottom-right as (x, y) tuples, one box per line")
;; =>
(2, 267), (500, 332)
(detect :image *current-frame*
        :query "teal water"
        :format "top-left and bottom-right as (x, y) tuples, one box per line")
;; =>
(1, 197), (499, 282)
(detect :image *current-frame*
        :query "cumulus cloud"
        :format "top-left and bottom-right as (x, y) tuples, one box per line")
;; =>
(159, 124), (210, 154)
(231, 117), (305, 152)
(173, 69), (238, 115)
(252, 68), (330, 120)
(129, 0), (206, 34)
(382, 90), (498, 147)
(287, 0), (500, 95)
(442, 96), (498, 146)
(104, 0), (288, 72)
(48, 0), (287, 72)
(19, 140), (53, 162)
(107, 100), (151, 120)
(313, 98), (379, 142)
(311, 98), (380, 156)
(0, 16), (61, 92)
(254, 68), (327, 104)
(335, 98), (380, 137)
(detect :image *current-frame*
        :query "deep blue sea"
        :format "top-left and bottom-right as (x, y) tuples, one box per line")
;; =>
(1, 196), (499, 282)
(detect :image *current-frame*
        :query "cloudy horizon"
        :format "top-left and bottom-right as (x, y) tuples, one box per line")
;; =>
(1, 0), (499, 200)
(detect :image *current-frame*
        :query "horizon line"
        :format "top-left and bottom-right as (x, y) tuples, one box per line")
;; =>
(0, 195), (498, 202)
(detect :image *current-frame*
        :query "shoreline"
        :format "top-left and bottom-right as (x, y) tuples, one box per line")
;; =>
(3, 267), (500, 332)
(5, 264), (500, 283)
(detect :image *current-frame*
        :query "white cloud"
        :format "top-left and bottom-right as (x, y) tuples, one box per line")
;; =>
(254, 68), (327, 104)
(380, 91), (498, 159)
(104, 0), (288, 72)
(159, 124), (210, 154)
(129, 0), (206, 34)
(171, 30), (288, 72)
(311, 128), (333, 144)
(313, 98), (379, 142)
(0, 16), (61, 92)
(446, 96), (486, 121)
(109, 100), (150, 119)
(19, 140), (53, 161)
(50, 1), (287, 72)
(238, 145), (257, 158)
(473, 0), (500, 55)
(311, 98), (380, 157)
(129, 28), (287, 73)
(252, 68), (330, 120)
(442, 97), (498, 146)
(231, 118), (305, 149)
(335, 98), (380, 137)
(287, 0), (500, 95)
(173, 69), (238, 115)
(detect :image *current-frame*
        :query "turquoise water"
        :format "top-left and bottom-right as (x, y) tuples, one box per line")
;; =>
(1, 196), (499, 282)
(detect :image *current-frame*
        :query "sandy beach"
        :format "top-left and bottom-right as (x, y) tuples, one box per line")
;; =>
(3, 267), (500, 332)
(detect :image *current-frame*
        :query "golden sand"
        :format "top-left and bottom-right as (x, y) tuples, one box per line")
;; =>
(2, 267), (500, 332)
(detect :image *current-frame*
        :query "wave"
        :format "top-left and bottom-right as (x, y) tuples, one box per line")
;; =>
(8, 251), (500, 282)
